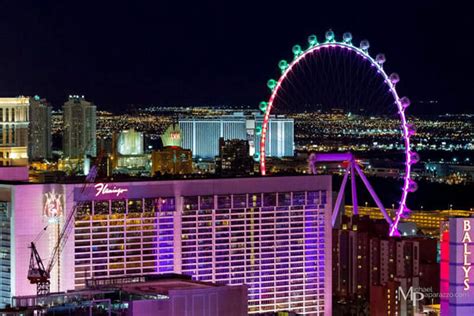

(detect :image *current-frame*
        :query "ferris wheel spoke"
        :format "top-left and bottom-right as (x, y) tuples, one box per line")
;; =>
(353, 162), (393, 225)
(332, 164), (351, 227)
(350, 162), (359, 215)
(260, 32), (413, 236)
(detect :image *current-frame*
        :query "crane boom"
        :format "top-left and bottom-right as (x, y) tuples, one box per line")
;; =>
(28, 153), (103, 296)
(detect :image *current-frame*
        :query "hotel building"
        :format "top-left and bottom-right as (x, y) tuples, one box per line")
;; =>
(179, 112), (294, 159)
(0, 97), (30, 166)
(63, 95), (97, 158)
(113, 128), (151, 175)
(0, 175), (332, 315)
(151, 124), (193, 176)
(28, 96), (52, 161)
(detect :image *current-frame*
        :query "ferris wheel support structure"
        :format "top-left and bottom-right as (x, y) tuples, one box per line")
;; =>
(311, 153), (393, 227)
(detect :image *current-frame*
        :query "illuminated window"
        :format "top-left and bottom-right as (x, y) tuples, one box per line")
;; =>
(263, 193), (277, 207)
(248, 193), (262, 207)
(183, 196), (198, 210)
(111, 200), (126, 213)
(277, 192), (291, 206)
(217, 195), (232, 209)
(292, 191), (305, 205)
(128, 199), (143, 213)
(94, 200), (109, 215)
(200, 195), (214, 209)
(76, 201), (92, 217)
(233, 194), (247, 208)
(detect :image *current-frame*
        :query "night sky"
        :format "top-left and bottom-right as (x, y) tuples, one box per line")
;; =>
(0, 0), (472, 113)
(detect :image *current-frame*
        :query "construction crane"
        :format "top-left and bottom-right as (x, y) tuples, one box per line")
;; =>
(28, 152), (104, 296)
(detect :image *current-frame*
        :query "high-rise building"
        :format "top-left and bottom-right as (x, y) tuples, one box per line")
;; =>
(117, 128), (144, 156)
(216, 138), (254, 176)
(0, 97), (29, 166)
(332, 215), (438, 315)
(332, 216), (387, 300)
(254, 115), (295, 158)
(180, 113), (247, 158)
(160, 124), (182, 148)
(28, 96), (52, 161)
(152, 124), (192, 176)
(111, 128), (150, 175)
(369, 280), (400, 316)
(179, 112), (294, 159)
(0, 201), (11, 306)
(0, 175), (332, 315)
(152, 147), (193, 176)
(62, 95), (96, 158)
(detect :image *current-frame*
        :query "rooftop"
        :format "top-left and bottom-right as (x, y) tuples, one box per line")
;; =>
(86, 273), (217, 295)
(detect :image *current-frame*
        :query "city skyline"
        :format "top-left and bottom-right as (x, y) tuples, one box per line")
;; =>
(0, 3), (473, 315)
(0, 1), (472, 114)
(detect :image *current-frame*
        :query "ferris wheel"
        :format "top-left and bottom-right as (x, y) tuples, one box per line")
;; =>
(256, 30), (418, 237)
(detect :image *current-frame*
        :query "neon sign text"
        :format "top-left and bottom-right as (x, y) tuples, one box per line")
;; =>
(94, 183), (128, 197)
(462, 220), (472, 291)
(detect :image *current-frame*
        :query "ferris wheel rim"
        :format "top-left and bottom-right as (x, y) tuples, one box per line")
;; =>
(258, 34), (415, 237)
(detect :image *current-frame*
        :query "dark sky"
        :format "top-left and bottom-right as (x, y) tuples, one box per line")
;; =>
(0, 0), (472, 113)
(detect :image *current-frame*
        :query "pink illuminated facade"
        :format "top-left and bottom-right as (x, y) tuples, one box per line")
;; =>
(440, 218), (474, 315)
(0, 175), (332, 315)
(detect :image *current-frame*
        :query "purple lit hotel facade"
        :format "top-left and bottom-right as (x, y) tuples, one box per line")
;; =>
(0, 176), (332, 315)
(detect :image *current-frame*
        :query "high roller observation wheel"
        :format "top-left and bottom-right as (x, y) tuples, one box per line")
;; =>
(256, 30), (418, 237)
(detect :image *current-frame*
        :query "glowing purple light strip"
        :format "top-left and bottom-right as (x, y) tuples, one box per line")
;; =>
(353, 162), (393, 225)
(350, 163), (358, 215)
(332, 164), (351, 227)
(259, 40), (412, 237)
